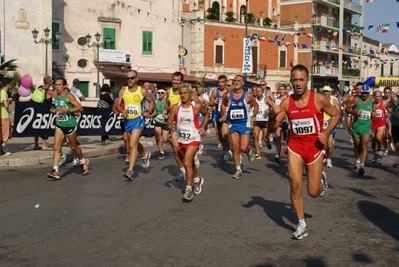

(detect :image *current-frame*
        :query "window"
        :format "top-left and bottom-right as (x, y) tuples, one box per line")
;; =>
(142, 31), (153, 55)
(77, 36), (87, 46)
(103, 27), (116, 49)
(77, 58), (89, 69)
(252, 46), (258, 74)
(52, 22), (60, 50)
(214, 35), (225, 65)
(390, 64), (394, 76)
(79, 81), (89, 98)
(279, 51), (286, 68)
(215, 45), (223, 64)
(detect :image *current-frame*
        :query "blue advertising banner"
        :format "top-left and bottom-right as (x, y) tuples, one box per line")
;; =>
(12, 102), (155, 137)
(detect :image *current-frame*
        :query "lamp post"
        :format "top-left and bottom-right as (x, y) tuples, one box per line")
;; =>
(245, 0), (248, 38)
(31, 27), (61, 76)
(86, 32), (111, 98)
(310, 14), (317, 90)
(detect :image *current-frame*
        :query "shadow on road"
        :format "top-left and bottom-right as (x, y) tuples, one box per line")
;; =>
(358, 200), (399, 242)
(242, 196), (313, 232)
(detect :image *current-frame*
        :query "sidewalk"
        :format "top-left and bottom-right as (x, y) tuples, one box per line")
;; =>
(0, 127), (217, 167)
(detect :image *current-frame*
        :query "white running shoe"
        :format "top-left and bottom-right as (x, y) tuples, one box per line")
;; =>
(326, 159), (332, 168)
(194, 152), (200, 168)
(175, 172), (185, 181)
(198, 144), (204, 155)
(319, 171), (328, 197)
(142, 151), (151, 168)
(72, 158), (80, 167)
(59, 154), (66, 166)
(390, 142), (395, 151)
(291, 224), (308, 240)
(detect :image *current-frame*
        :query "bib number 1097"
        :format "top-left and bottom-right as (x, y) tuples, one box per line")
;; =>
(292, 125), (313, 134)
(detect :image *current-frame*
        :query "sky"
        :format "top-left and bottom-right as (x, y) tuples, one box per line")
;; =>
(360, 0), (399, 48)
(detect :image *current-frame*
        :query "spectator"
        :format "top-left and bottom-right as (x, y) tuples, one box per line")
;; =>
(33, 75), (53, 151)
(0, 78), (13, 155)
(98, 84), (114, 143)
(151, 83), (158, 101)
(70, 78), (85, 102)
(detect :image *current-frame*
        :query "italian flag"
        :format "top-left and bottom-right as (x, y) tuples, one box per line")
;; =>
(382, 23), (390, 33)
(258, 36), (267, 42)
(306, 32), (314, 39)
(332, 30), (338, 39)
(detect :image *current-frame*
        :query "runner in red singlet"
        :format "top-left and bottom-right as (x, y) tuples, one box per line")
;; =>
(268, 64), (340, 240)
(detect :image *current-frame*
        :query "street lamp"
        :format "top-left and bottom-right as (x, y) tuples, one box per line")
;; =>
(310, 14), (317, 90)
(86, 32), (111, 98)
(31, 27), (61, 76)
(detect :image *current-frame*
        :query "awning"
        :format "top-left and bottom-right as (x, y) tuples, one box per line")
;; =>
(102, 71), (215, 83)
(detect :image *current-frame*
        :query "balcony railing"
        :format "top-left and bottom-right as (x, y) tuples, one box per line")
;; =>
(344, 0), (362, 13)
(326, 18), (340, 28)
(342, 68), (360, 77)
(326, 0), (340, 4)
(343, 22), (361, 33)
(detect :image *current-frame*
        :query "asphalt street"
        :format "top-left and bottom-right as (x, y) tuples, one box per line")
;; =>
(1, 127), (399, 267)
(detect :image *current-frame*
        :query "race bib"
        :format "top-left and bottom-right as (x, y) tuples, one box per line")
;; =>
(178, 127), (193, 140)
(154, 114), (165, 123)
(291, 118), (315, 135)
(323, 118), (330, 128)
(359, 110), (371, 120)
(57, 112), (68, 122)
(126, 105), (139, 115)
(375, 110), (383, 118)
(230, 109), (245, 120)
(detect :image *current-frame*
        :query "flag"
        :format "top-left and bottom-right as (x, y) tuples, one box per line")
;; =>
(384, 50), (389, 56)
(306, 32), (314, 39)
(281, 34), (285, 41)
(350, 28), (355, 36)
(376, 50), (380, 55)
(293, 43), (298, 48)
(301, 44), (307, 49)
(376, 24), (390, 33)
(276, 41), (281, 46)
(258, 36), (266, 42)
(275, 35), (279, 41)
(366, 0), (375, 2)
(332, 30), (338, 39)
(249, 35), (256, 41)
(342, 29), (346, 38)
(368, 25), (374, 30)
(358, 26), (364, 36)
(285, 42), (291, 47)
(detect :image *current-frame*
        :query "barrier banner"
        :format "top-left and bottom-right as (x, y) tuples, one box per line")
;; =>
(12, 102), (155, 137)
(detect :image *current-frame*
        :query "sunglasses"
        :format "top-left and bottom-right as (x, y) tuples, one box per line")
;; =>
(361, 92), (369, 94)
(260, 84), (266, 86)
(158, 92), (165, 94)
(127, 76), (137, 80)
(226, 84), (232, 87)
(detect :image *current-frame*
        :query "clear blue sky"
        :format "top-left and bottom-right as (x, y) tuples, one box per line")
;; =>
(360, 0), (399, 47)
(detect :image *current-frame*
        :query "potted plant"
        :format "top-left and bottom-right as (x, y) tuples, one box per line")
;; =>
(225, 11), (236, 22)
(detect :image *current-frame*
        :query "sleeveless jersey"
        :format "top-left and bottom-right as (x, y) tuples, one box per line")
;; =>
(175, 103), (201, 144)
(353, 96), (372, 131)
(226, 90), (250, 125)
(154, 99), (167, 124)
(255, 96), (269, 122)
(288, 91), (323, 143)
(168, 89), (181, 107)
(391, 103), (399, 127)
(54, 91), (76, 128)
(323, 97), (335, 130)
(372, 100), (386, 127)
(213, 89), (224, 121)
(122, 86), (144, 120)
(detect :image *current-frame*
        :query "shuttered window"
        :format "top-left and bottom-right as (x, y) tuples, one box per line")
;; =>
(142, 31), (153, 55)
(103, 28), (116, 49)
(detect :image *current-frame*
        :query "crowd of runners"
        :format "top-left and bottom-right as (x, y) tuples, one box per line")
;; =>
(41, 64), (399, 240)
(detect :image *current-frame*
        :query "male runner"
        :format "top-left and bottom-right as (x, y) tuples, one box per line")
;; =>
(268, 64), (339, 240)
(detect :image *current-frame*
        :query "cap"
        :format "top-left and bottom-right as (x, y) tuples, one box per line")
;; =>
(360, 84), (371, 93)
(158, 89), (166, 94)
(322, 85), (332, 92)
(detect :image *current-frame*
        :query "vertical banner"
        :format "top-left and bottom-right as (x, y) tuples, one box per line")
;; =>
(242, 38), (252, 73)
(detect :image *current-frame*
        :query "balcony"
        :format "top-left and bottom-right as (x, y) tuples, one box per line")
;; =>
(320, 16), (339, 29)
(342, 67), (360, 77)
(343, 22), (361, 34)
(314, 66), (339, 77)
(344, 0), (362, 14)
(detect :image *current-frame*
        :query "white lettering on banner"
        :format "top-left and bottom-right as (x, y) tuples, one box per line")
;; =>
(242, 38), (252, 73)
(105, 113), (121, 132)
(16, 108), (58, 133)
(79, 114), (102, 129)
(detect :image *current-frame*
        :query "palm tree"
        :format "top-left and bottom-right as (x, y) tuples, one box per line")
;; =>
(0, 56), (18, 79)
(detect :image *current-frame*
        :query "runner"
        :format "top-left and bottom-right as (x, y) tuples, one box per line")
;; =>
(345, 84), (376, 175)
(152, 88), (169, 159)
(273, 84), (289, 162)
(162, 72), (186, 181)
(371, 90), (388, 163)
(115, 70), (154, 180)
(253, 85), (273, 159)
(47, 78), (89, 179)
(167, 83), (209, 201)
(322, 86), (341, 168)
(209, 75), (232, 161)
(268, 64), (339, 240)
(220, 75), (258, 179)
